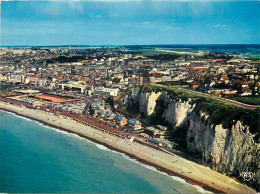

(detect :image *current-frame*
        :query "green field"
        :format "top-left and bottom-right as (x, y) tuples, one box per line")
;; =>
(140, 49), (168, 56)
(140, 84), (202, 100)
(0, 84), (13, 90)
(233, 96), (260, 105)
(244, 55), (260, 61)
(159, 81), (187, 86)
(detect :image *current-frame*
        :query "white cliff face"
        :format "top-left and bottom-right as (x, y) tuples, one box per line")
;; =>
(138, 92), (161, 116)
(187, 112), (260, 190)
(187, 112), (230, 164)
(125, 87), (259, 191)
(134, 89), (194, 123)
(163, 99), (195, 128)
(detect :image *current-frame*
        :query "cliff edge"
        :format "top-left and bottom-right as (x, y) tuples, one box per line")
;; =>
(119, 85), (259, 191)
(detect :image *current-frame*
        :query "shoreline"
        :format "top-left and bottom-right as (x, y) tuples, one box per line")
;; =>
(0, 103), (256, 194)
(0, 107), (214, 192)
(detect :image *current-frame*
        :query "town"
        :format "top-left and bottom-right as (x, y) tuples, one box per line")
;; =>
(0, 46), (259, 151)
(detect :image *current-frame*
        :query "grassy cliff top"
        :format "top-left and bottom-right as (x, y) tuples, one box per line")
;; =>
(139, 84), (202, 99)
(138, 85), (259, 140)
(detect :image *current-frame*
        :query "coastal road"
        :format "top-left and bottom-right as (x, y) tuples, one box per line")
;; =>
(155, 84), (260, 110)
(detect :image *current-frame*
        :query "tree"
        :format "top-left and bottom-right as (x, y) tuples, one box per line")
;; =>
(204, 73), (214, 84)
(213, 82), (229, 89)
(142, 71), (150, 77)
(233, 82), (242, 95)
(112, 77), (121, 84)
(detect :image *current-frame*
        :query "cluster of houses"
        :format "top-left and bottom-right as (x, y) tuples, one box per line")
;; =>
(90, 98), (142, 131)
(1, 46), (259, 100)
(188, 74), (259, 97)
(90, 98), (171, 145)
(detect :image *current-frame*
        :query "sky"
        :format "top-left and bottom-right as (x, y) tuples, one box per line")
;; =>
(1, 0), (260, 46)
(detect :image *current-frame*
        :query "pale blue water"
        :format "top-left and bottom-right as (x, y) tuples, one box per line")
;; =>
(0, 110), (204, 193)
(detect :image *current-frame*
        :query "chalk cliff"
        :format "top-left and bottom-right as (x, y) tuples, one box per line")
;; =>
(123, 87), (259, 191)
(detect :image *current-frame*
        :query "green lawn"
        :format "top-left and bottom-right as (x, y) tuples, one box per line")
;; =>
(140, 84), (203, 99)
(140, 49), (168, 56)
(0, 84), (13, 90)
(159, 81), (187, 86)
(244, 55), (260, 61)
(233, 96), (260, 105)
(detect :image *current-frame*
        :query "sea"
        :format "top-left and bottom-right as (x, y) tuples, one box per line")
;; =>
(0, 110), (207, 193)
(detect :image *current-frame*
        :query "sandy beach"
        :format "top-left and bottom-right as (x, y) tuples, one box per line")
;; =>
(0, 101), (256, 194)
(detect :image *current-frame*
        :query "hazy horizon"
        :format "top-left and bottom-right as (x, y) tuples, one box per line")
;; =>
(1, 1), (260, 46)
(1, 44), (260, 48)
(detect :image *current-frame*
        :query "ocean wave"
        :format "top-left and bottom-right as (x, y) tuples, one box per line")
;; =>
(192, 185), (212, 193)
(123, 155), (159, 172)
(0, 109), (16, 116)
(95, 143), (122, 155)
(1, 110), (91, 144)
(120, 154), (211, 193)
(93, 139), (211, 193)
(44, 125), (91, 143)
(96, 144), (110, 151)
(169, 176), (211, 193)
(0, 109), (211, 193)
(0, 109), (34, 122)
